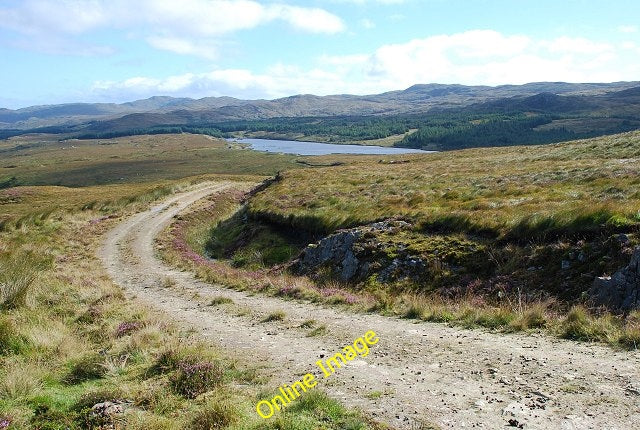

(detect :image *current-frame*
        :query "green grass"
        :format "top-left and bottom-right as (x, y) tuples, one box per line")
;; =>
(236, 131), (640, 306)
(206, 208), (307, 270)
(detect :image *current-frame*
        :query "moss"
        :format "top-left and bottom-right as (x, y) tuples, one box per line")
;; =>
(206, 209), (307, 269)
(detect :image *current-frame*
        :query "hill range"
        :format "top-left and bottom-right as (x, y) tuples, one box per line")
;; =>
(2, 81), (640, 151)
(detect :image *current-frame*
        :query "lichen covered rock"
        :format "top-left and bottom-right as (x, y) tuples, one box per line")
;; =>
(590, 246), (640, 311)
(292, 219), (488, 285)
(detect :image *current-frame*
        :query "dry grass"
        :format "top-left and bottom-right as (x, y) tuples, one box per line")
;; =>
(248, 131), (640, 237)
(261, 310), (286, 323)
(0, 249), (51, 308)
(0, 362), (42, 400)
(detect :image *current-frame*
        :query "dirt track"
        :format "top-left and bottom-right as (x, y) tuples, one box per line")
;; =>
(99, 182), (640, 429)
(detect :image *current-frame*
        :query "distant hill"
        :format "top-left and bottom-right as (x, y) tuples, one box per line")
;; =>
(2, 81), (638, 131)
(2, 81), (640, 151)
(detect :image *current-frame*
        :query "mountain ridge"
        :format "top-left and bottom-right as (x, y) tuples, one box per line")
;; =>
(2, 81), (639, 131)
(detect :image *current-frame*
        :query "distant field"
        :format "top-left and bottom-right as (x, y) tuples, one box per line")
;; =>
(0, 133), (300, 187)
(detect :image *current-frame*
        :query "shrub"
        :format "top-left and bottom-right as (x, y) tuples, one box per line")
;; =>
(0, 417), (11, 430)
(116, 321), (144, 337)
(29, 404), (76, 430)
(0, 250), (51, 308)
(171, 360), (224, 399)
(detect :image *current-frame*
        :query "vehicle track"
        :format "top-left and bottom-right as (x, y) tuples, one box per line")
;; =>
(99, 182), (640, 429)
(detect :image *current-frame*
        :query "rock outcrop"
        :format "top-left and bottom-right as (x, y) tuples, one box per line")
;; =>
(293, 220), (413, 282)
(590, 247), (640, 311)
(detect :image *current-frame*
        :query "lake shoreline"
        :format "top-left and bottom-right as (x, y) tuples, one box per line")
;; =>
(227, 137), (433, 156)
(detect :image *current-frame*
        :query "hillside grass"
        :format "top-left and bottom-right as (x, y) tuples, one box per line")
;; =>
(247, 131), (640, 238)
(0, 181), (383, 429)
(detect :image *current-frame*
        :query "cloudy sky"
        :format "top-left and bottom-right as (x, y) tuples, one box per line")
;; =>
(1, 0), (639, 108)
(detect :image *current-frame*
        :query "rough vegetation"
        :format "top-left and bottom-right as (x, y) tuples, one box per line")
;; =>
(157, 179), (640, 349)
(0, 179), (379, 429)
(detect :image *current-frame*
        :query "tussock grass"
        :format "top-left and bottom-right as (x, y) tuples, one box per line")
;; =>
(393, 294), (638, 348)
(64, 352), (107, 384)
(0, 362), (42, 400)
(306, 325), (327, 337)
(510, 302), (550, 331)
(0, 317), (27, 356)
(0, 250), (51, 308)
(299, 319), (316, 328)
(261, 310), (286, 323)
(189, 396), (239, 430)
(209, 296), (234, 306)
(559, 305), (621, 343)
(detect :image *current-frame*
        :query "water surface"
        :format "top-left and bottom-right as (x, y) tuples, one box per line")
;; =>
(231, 138), (431, 156)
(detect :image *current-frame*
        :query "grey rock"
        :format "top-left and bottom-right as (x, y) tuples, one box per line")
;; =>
(590, 247), (640, 311)
(561, 260), (571, 270)
(89, 401), (126, 427)
(293, 219), (417, 282)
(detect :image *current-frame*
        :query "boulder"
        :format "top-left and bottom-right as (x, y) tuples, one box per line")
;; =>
(590, 247), (640, 311)
(88, 401), (126, 430)
(293, 219), (411, 282)
(297, 229), (363, 281)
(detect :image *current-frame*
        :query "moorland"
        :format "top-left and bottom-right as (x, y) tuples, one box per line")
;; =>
(2, 81), (640, 429)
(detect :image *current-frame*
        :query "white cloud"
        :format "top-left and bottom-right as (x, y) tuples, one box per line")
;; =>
(146, 36), (220, 59)
(545, 37), (613, 55)
(358, 30), (635, 87)
(359, 18), (375, 29)
(267, 4), (345, 34)
(618, 25), (638, 34)
(0, 0), (345, 56)
(92, 65), (348, 101)
(91, 29), (640, 102)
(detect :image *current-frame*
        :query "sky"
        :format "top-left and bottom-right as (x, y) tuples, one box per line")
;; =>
(0, 0), (639, 108)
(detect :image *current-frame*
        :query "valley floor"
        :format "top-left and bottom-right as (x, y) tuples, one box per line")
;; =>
(99, 182), (640, 429)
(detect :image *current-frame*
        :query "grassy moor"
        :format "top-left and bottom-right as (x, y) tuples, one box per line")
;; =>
(3, 1), (640, 428)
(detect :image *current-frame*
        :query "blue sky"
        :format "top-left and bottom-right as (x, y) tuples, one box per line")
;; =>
(1, 0), (639, 108)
